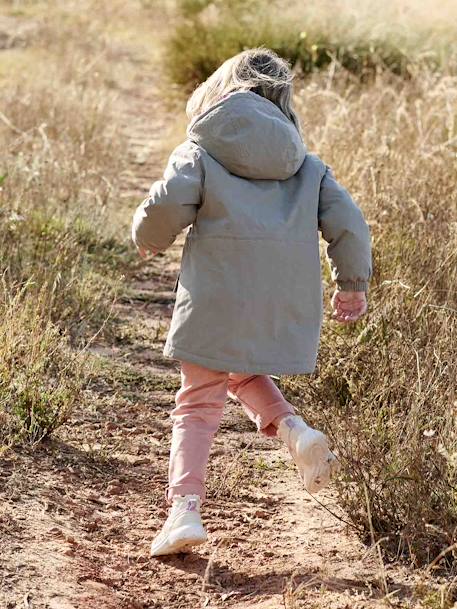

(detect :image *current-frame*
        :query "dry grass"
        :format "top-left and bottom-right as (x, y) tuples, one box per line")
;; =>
(279, 70), (457, 567)
(164, 0), (457, 86)
(0, 0), (142, 442)
(0, 282), (86, 446)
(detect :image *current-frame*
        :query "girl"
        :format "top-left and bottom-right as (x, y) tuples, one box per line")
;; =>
(132, 48), (372, 557)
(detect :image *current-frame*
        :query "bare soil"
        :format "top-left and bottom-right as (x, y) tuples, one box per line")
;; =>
(0, 45), (429, 609)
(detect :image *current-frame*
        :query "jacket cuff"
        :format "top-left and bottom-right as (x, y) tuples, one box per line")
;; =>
(336, 280), (369, 292)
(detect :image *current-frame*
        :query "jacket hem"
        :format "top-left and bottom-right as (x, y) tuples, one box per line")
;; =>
(163, 344), (316, 375)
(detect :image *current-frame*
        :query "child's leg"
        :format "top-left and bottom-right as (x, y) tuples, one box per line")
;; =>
(167, 360), (228, 502)
(227, 374), (294, 437)
(228, 373), (338, 494)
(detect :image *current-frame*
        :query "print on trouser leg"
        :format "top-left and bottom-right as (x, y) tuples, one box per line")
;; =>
(167, 362), (228, 502)
(227, 374), (295, 437)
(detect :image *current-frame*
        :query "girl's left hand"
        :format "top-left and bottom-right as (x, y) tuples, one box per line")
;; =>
(331, 289), (367, 323)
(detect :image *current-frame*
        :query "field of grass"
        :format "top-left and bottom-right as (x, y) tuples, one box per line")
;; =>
(165, 0), (457, 86)
(283, 70), (457, 566)
(1, 0), (456, 588)
(0, 2), (139, 443)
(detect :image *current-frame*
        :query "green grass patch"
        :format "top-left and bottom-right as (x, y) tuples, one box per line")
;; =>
(0, 284), (87, 446)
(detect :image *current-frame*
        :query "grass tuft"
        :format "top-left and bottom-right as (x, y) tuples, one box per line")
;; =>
(0, 283), (87, 445)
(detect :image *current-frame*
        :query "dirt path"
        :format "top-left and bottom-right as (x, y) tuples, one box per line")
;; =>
(1, 52), (424, 609)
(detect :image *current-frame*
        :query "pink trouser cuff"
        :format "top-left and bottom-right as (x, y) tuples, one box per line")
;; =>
(227, 374), (295, 438)
(254, 401), (295, 437)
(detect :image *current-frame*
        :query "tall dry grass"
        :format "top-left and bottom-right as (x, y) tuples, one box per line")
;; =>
(0, 1), (137, 443)
(279, 70), (457, 567)
(0, 282), (86, 445)
(165, 0), (457, 86)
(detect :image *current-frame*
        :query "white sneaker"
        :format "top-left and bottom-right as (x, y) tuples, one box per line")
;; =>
(277, 415), (338, 493)
(150, 494), (207, 557)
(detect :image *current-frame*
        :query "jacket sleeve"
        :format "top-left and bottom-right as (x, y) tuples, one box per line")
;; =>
(318, 166), (372, 292)
(131, 143), (203, 253)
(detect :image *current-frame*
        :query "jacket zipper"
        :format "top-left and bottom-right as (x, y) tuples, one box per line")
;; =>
(173, 229), (192, 292)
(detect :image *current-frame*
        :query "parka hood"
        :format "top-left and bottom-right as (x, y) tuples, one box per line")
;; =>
(187, 90), (306, 181)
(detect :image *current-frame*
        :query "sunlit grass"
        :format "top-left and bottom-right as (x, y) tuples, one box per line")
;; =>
(165, 0), (457, 86)
(279, 70), (457, 567)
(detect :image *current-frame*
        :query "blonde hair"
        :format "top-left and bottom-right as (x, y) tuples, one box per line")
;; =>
(186, 47), (301, 133)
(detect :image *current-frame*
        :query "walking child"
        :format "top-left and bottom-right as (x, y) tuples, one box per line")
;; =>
(132, 48), (372, 556)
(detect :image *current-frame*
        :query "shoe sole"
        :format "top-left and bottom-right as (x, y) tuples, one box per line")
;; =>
(151, 533), (207, 557)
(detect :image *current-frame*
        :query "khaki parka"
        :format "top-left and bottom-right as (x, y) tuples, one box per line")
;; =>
(132, 91), (372, 374)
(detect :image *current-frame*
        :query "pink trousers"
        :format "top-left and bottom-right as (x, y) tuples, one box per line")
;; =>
(167, 361), (295, 502)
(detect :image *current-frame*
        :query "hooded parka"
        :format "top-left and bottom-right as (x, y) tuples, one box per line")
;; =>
(132, 91), (372, 374)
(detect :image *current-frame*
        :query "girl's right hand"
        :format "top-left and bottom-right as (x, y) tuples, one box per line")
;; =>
(331, 289), (367, 323)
